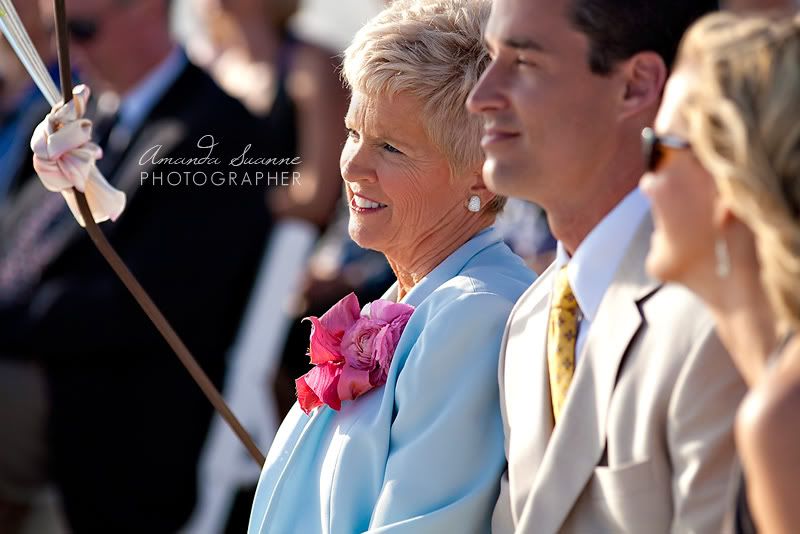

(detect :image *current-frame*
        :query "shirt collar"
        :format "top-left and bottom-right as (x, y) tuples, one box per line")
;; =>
(555, 187), (650, 322)
(118, 46), (186, 133)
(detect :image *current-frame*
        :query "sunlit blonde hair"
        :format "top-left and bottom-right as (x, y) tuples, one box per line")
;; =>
(342, 0), (505, 212)
(678, 11), (800, 331)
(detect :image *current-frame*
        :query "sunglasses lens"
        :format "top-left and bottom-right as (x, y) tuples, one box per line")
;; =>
(67, 20), (98, 43)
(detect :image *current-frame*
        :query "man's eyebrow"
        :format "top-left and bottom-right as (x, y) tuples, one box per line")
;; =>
(502, 37), (546, 52)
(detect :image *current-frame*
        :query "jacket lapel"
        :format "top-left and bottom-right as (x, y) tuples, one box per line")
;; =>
(517, 215), (661, 532)
(501, 262), (555, 522)
(109, 118), (186, 201)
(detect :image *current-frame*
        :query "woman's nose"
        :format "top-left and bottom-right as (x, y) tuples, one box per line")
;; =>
(340, 144), (377, 185)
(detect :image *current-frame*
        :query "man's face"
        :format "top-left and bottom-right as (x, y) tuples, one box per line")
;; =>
(41, 0), (145, 87)
(467, 0), (624, 212)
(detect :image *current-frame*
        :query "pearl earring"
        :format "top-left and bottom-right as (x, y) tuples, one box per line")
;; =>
(467, 195), (481, 212)
(715, 237), (731, 278)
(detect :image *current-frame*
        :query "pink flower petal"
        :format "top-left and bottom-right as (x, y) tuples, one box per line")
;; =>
(319, 292), (361, 333)
(370, 327), (394, 385)
(368, 300), (414, 323)
(295, 375), (323, 415)
(297, 362), (342, 413)
(304, 316), (345, 365)
(341, 317), (381, 370)
(303, 293), (361, 365)
(337, 364), (374, 402)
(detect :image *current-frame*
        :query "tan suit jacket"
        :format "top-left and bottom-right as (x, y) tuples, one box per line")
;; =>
(494, 216), (746, 534)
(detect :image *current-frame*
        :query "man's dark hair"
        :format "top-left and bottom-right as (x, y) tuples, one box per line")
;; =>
(568, 0), (719, 75)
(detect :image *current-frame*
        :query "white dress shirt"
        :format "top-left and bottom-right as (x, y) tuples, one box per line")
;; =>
(554, 187), (650, 361)
(117, 46), (187, 134)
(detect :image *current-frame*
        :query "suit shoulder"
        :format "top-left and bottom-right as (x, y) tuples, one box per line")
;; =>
(643, 282), (717, 340)
(505, 263), (555, 323)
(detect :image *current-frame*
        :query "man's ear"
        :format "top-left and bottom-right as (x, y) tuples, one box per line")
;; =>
(619, 51), (668, 120)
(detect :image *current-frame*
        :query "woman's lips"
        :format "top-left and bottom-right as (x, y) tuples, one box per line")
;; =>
(350, 193), (388, 214)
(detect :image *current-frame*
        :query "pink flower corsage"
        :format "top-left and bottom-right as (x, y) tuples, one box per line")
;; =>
(295, 292), (414, 414)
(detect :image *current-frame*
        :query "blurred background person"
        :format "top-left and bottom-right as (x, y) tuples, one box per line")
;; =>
(0, 0), (281, 531)
(494, 199), (557, 273)
(725, 0), (799, 11)
(0, 1), (54, 203)
(182, 0), (349, 227)
(1, 5), (62, 533)
(641, 11), (800, 533)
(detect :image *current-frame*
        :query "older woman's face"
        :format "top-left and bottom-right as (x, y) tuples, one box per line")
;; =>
(640, 68), (720, 284)
(341, 91), (472, 257)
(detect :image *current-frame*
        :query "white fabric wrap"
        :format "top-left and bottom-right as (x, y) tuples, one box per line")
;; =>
(30, 84), (126, 226)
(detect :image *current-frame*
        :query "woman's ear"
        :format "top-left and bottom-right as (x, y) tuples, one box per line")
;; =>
(712, 195), (738, 232)
(467, 169), (496, 207)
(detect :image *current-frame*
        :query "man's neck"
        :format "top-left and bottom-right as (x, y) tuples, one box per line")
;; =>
(548, 178), (640, 255)
(111, 38), (174, 95)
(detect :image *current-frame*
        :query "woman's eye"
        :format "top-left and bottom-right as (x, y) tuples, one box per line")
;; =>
(346, 128), (360, 141)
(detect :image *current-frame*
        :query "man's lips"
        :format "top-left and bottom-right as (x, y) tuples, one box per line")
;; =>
(481, 128), (520, 147)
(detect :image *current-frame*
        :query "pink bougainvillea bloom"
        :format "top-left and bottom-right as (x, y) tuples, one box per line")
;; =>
(296, 292), (414, 413)
(304, 292), (360, 365)
(336, 364), (373, 403)
(341, 317), (382, 370)
(296, 362), (343, 414)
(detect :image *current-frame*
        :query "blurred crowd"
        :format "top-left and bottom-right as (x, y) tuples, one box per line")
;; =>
(0, 0), (796, 533)
(0, 0), (554, 532)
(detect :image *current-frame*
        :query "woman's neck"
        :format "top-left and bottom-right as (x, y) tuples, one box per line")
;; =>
(387, 217), (492, 300)
(705, 271), (777, 387)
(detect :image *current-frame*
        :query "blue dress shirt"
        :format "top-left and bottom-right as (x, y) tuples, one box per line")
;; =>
(249, 227), (535, 533)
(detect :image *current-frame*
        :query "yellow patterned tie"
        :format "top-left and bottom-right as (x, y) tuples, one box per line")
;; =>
(547, 266), (580, 423)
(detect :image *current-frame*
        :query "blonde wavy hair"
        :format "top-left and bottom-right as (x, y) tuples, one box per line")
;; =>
(342, 0), (505, 213)
(677, 11), (800, 331)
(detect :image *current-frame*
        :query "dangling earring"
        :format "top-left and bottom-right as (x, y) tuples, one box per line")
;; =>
(467, 195), (481, 212)
(715, 237), (731, 278)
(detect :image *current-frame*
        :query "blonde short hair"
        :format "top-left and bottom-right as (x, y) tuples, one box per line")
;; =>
(342, 0), (505, 213)
(677, 12), (800, 331)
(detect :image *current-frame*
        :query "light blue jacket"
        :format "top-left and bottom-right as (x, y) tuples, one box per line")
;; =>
(248, 227), (536, 533)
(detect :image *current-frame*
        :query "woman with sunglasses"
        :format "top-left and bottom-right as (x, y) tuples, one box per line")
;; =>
(640, 11), (800, 533)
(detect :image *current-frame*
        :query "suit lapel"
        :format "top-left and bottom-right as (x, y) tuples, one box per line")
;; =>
(109, 118), (186, 200)
(502, 263), (555, 522)
(517, 215), (661, 532)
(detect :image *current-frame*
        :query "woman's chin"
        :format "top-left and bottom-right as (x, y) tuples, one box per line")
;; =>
(645, 232), (682, 283)
(347, 224), (384, 253)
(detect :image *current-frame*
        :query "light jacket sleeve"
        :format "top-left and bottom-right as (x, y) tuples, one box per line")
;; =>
(667, 322), (746, 533)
